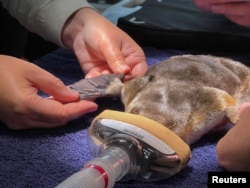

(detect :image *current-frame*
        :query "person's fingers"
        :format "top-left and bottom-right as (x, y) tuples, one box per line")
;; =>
(26, 65), (80, 102)
(225, 15), (250, 27)
(30, 95), (98, 121)
(239, 102), (250, 113)
(211, 2), (250, 15)
(10, 96), (98, 129)
(211, 0), (250, 3)
(101, 37), (147, 78)
(193, 0), (212, 11)
(211, 2), (250, 27)
(129, 59), (148, 78)
(85, 69), (113, 78)
(103, 47), (132, 75)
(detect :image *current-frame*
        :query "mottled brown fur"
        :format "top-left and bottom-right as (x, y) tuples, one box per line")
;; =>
(121, 55), (250, 144)
(70, 54), (250, 145)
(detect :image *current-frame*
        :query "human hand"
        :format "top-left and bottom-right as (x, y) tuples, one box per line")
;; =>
(194, 0), (250, 27)
(0, 55), (97, 130)
(216, 102), (250, 171)
(61, 8), (148, 80)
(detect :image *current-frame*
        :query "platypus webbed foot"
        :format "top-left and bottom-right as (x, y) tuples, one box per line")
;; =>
(69, 74), (124, 100)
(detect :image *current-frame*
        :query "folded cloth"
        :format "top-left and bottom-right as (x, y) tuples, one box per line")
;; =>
(1, 47), (248, 188)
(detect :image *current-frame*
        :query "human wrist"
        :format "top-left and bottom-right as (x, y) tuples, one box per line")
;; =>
(61, 7), (98, 49)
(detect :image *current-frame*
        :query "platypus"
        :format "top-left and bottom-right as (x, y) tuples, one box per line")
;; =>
(69, 54), (250, 145)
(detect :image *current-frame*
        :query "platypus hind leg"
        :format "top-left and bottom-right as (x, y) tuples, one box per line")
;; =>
(69, 74), (124, 100)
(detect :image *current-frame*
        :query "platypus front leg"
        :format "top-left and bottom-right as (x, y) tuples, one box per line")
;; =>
(69, 74), (124, 100)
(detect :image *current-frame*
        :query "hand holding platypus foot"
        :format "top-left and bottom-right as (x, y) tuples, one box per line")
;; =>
(69, 55), (250, 145)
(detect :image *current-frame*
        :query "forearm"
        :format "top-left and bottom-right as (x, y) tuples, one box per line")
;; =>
(0, 0), (92, 47)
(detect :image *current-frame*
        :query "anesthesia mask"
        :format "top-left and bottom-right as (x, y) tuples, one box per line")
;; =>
(56, 110), (191, 188)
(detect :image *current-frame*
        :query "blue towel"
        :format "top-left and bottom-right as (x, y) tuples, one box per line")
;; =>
(1, 47), (247, 188)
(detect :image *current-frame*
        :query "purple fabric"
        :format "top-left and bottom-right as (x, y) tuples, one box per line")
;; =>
(1, 47), (247, 188)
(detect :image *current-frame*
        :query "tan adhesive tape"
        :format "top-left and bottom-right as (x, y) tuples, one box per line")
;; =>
(93, 110), (191, 173)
